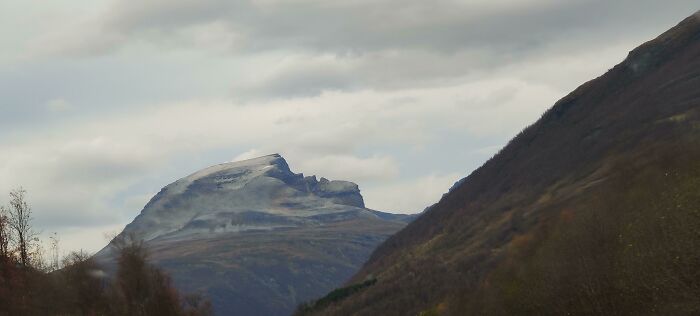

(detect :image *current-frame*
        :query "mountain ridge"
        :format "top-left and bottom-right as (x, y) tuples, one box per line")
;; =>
(305, 12), (700, 315)
(100, 153), (385, 247)
(97, 154), (412, 315)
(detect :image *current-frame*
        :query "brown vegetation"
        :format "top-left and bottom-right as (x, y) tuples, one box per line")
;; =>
(0, 189), (212, 316)
(306, 12), (700, 316)
(451, 145), (700, 315)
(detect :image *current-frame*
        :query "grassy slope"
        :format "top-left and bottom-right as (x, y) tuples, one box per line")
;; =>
(309, 12), (700, 316)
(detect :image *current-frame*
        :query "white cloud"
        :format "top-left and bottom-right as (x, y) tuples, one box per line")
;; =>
(0, 137), (157, 227)
(40, 222), (126, 255)
(233, 149), (268, 161)
(3, 0), (699, 256)
(363, 173), (464, 213)
(45, 98), (74, 112)
(473, 145), (503, 157)
(0, 40), (620, 254)
(122, 192), (157, 213)
(5, 72), (557, 220)
(296, 154), (399, 182)
(0, 76), (560, 230)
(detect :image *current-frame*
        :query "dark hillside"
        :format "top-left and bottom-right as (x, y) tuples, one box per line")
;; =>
(304, 12), (700, 316)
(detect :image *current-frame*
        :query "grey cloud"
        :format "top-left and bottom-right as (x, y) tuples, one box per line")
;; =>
(30, 0), (700, 100)
(236, 50), (503, 98)
(3, 0), (700, 253)
(0, 136), (159, 229)
(234, 1), (700, 97)
(64, 0), (698, 54)
(248, 63), (357, 98)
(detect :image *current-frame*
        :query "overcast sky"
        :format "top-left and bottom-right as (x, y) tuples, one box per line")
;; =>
(1, 1), (698, 254)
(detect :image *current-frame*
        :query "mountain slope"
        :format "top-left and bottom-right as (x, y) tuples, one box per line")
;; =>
(306, 12), (700, 315)
(96, 154), (411, 316)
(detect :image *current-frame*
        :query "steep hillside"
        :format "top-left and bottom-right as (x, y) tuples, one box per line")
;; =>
(305, 12), (700, 316)
(96, 154), (411, 316)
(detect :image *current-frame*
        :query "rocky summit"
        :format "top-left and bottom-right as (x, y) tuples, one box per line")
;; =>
(96, 154), (412, 316)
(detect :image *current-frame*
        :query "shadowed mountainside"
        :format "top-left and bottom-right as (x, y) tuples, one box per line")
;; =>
(304, 12), (700, 316)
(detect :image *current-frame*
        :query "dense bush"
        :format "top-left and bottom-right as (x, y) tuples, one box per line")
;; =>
(295, 277), (378, 315)
(0, 240), (213, 316)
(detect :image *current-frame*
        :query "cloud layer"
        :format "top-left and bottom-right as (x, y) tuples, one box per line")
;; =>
(1, 0), (698, 253)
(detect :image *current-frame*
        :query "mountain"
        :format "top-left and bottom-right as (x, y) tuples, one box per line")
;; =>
(304, 12), (700, 316)
(96, 154), (412, 316)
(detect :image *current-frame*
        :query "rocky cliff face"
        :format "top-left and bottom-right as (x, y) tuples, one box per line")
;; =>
(97, 154), (411, 316)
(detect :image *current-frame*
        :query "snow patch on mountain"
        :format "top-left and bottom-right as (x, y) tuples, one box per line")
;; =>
(104, 154), (374, 245)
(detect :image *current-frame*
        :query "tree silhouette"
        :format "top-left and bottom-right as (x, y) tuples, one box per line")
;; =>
(6, 188), (37, 267)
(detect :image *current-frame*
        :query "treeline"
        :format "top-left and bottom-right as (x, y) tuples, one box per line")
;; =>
(0, 188), (212, 316)
(295, 277), (377, 315)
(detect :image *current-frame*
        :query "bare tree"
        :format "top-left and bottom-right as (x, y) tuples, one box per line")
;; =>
(0, 205), (9, 259)
(7, 188), (37, 267)
(49, 232), (60, 271)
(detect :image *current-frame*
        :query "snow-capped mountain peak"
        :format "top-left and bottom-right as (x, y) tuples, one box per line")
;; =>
(110, 154), (369, 243)
(95, 154), (413, 315)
